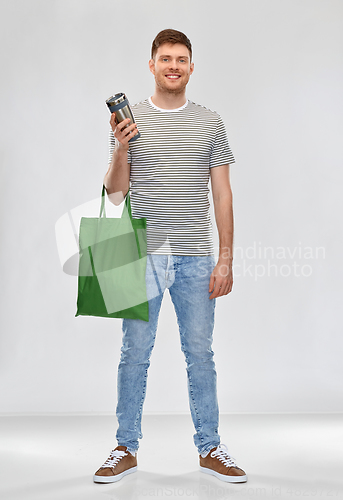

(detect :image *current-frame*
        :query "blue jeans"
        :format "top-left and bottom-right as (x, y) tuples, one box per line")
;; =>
(115, 254), (221, 456)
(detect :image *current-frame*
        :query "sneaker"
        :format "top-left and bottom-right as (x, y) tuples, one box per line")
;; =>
(93, 446), (137, 483)
(199, 444), (247, 483)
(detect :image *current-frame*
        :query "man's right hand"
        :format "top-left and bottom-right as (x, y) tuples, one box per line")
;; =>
(110, 112), (139, 150)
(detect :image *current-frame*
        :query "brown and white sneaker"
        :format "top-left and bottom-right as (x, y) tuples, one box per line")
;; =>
(93, 446), (137, 483)
(199, 444), (247, 483)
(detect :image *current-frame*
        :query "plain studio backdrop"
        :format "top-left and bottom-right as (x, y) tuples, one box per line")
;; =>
(0, 0), (342, 416)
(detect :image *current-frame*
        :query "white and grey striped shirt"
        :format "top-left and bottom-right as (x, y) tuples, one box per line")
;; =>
(109, 97), (235, 256)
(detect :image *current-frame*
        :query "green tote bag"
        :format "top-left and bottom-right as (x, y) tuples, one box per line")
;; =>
(75, 186), (149, 321)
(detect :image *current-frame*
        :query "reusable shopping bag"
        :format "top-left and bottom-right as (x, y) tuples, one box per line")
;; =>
(75, 186), (149, 321)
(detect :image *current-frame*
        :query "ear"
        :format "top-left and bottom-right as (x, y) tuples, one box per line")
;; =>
(190, 62), (194, 75)
(149, 58), (155, 75)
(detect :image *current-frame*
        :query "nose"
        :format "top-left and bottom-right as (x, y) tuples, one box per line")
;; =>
(168, 59), (180, 71)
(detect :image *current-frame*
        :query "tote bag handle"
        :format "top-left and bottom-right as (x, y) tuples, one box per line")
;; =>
(99, 185), (132, 220)
(99, 185), (144, 259)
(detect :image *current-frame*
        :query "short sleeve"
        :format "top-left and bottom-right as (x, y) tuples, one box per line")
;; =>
(108, 128), (131, 165)
(209, 115), (235, 168)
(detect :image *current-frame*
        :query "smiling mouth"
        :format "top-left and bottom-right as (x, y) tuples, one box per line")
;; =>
(165, 74), (181, 79)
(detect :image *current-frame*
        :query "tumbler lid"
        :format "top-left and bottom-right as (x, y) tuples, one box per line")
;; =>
(106, 93), (126, 106)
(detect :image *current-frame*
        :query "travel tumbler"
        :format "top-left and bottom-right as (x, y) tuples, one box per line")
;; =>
(106, 93), (140, 143)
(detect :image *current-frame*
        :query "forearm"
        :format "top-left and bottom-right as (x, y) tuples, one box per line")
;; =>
(103, 145), (130, 204)
(104, 111), (138, 204)
(213, 192), (234, 261)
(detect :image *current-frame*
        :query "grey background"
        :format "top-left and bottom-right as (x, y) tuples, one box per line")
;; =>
(0, 0), (342, 414)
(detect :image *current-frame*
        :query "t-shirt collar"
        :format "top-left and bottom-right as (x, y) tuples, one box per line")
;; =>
(148, 96), (189, 112)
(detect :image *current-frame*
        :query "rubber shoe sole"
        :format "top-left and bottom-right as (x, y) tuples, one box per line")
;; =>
(93, 465), (137, 483)
(200, 465), (247, 483)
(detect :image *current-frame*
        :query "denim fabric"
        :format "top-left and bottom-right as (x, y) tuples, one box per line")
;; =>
(115, 254), (221, 456)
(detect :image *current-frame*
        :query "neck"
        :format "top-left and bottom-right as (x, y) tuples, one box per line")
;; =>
(150, 88), (187, 110)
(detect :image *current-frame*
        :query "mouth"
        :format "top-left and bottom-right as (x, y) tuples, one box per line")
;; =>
(165, 74), (181, 80)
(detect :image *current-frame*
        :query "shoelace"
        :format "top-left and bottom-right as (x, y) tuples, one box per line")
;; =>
(210, 444), (237, 467)
(101, 449), (127, 469)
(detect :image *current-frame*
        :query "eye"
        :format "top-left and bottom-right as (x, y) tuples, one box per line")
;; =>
(162, 58), (169, 62)
(179, 59), (186, 63)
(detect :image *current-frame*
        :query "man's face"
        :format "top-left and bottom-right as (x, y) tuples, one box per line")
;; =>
(149, 43), (194, 94)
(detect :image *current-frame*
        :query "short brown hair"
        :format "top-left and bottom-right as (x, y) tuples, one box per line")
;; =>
(151, 29), (192, 61)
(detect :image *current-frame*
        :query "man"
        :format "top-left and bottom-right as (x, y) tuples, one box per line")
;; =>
(93, 29), (247, 484)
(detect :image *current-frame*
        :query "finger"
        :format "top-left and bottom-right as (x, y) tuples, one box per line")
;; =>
(110, 113), (117, 131)
(116, 118), (132, 133)
(115, 123), (138, 144)
(223, 278), (233, 295)
(118, 123), (138, 139)
(209, 282), (222, 299)
(125, 122), (138, 134)
(209, 289), (220, 299)
(213, 279), (230, 298)
(209, 274), (215, 293)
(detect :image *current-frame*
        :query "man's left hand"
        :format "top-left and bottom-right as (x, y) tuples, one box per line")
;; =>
(209, 258), (233, 299)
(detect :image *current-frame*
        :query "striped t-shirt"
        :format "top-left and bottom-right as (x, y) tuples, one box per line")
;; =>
(108, 97), (235, 256)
